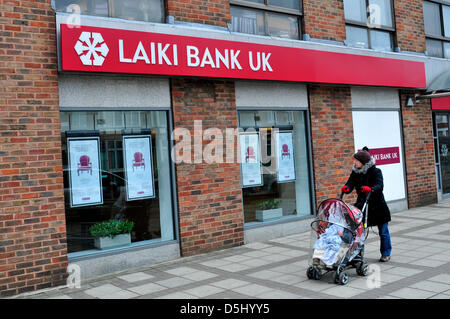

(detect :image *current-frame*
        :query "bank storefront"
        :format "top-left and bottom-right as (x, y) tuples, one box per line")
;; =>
(55, 13), (426, 278)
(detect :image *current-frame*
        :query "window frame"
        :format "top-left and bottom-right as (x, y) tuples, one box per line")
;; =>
(424, 0), (450, 58)
(344, 0), (396, 51)
(54, 0), (165, 24)
(237, 109), (315, 225)
(230, 0), (303, 40)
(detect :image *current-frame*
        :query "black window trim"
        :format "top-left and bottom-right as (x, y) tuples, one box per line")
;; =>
(344, 0), (396, 51)
(230, 0), (303, 40)
(53, 0), (165, 23)
(230, 0), (303, 16)
(424, 0), (450, 58)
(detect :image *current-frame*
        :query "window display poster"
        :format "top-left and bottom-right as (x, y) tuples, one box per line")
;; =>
(239, 132), (263, 188)
(68, 137), (103, 207)
(275, 131), (296, 183)
(123, 135), (155, 201)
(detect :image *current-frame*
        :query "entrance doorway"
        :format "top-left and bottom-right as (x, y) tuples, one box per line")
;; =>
(434, 113), (450, 197)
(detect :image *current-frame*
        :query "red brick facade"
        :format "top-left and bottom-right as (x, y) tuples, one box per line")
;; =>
(303, 0), (347, 42)
(0, 0), (441, 297)
(0, 0), (68, 297)
(308, 86), (356, 207)
(400, 91), (438, 208)
(171, 79), (244, 256)
(166, 0), (230, 27)
(394, 0), (427, 53)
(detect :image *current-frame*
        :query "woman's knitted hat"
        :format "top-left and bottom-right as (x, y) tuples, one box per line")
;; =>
(354, 147), (371, 165)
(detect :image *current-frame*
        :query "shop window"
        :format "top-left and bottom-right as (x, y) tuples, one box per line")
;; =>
(423, 0), (450, 58)
(238, 110), (312, 224)
(60, 111), (174, 254)
(55, 0), (164, 23)
(343, 0), (395, 52)
(230, 0), (302, 40)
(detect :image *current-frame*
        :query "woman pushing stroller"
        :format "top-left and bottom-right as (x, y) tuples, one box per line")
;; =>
(341, 147), (392, 262)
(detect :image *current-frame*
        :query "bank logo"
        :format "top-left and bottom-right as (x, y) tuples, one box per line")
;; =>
(74, 32), (109, 66)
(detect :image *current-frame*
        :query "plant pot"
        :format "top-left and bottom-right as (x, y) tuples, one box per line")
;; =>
(94, 233), (131, 250)
(255, 208), (283, 222)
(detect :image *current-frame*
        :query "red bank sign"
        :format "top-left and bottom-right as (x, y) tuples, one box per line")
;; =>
(369, 147), (401, 166)
(60, 24), (426, 88)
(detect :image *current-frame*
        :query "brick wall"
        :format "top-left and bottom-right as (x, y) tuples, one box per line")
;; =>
(166, 0), (230, 28)
(0, 0), (68, 296)
(394, 0), (426, 53)
(303, 0), (346, 42)
(400, 91), (437, 208)
(308, 86), (356, 207)
(171, 79), (244, 256)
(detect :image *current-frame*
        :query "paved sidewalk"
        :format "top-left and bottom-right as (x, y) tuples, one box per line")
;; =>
(9, 199), (450, 299)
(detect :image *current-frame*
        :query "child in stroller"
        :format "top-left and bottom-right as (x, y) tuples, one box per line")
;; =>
(312, 207), (358, 269)
(307, 194), (369, 285)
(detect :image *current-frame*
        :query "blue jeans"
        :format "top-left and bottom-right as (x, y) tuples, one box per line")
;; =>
(378, 223), (392, 257)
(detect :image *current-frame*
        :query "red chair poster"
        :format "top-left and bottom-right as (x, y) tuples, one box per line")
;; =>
(123, 135), (155, 201)
(68, 137), (103, 207)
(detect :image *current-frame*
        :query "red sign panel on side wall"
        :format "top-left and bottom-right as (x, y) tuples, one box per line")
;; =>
(60, 24), (426, 88)
(431, 96), (450, 110)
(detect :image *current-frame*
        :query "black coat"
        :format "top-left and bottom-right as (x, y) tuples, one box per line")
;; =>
(345, 161), (391, 227)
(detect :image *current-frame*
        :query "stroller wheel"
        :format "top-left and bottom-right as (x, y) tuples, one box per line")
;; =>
(313, 268), (322, 280)
(307, 266), (314, 280)
(307, 266), (322, 280)
(334, 267), (349, 285)
(337, 271), (349, 285)
(356, 263), (369, 276)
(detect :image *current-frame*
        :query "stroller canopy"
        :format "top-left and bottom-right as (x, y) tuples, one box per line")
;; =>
(317, 199), (363, 231)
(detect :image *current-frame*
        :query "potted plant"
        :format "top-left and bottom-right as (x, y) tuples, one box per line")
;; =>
(90, 219), (134, 250)
(255, 199), (283, 221)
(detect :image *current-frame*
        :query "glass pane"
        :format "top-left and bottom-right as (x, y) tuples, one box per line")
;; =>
(255, 111), (275, 127)
(444, 42), (450, 59)
(110, 0), (163, 23)
(427, 38), (444, 58)
(55, 0), (108, 17)
(60, 112), (70, 132)
(61, 111), (174, 253)
(267, 12), (300, 40)
(239, 110), (312, 223)
(370, 29), (393, 51)
(70, 112), (95, 130)
(344, 0), (367, 23)
(239, 111), (256, 127)
(124, 111), (147, 129)
(275, 111), (294, 125)
(423, 1), (442, 36)
(345, 26), (369, 49)
(230, 6), (265, 36)
(443, 5), (450, 37)
(368, 0), (393, 27)
(96, 112), (125, 132)
(268, 0), (300, 10)
(436, 114), (450, 194)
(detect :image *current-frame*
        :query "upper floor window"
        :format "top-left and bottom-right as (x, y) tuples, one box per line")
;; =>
(55, 0), (164, 23)
(423, 0), (450, 58)
(229, 0), (302, 40)
(343, 0), (395, 51)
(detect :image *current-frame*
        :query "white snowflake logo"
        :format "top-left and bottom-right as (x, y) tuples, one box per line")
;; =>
(74, 32), (109, 66)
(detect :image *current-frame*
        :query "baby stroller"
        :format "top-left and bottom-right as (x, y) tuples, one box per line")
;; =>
(306, 192), (370, 285)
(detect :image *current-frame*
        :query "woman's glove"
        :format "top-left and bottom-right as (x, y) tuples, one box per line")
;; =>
(361, 186), (372, 194)
(341, 185), (351, 194)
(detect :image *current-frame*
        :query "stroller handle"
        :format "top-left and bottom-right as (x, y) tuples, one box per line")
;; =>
(339, 191), (371, 203)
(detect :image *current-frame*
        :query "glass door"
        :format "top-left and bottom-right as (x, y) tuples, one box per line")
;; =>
(436, 113), (450, 195)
